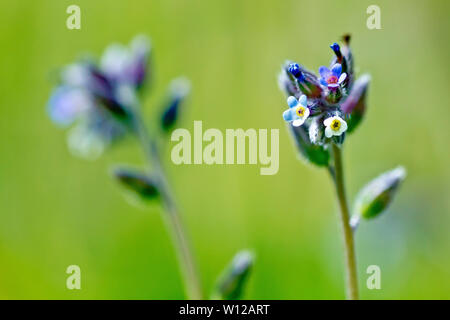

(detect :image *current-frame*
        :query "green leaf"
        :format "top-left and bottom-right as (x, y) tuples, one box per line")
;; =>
(354, 166), (406, 220)
(113, 167), (159, 201)
(211, 250), (254, 300)
(289, 123), (330, 167)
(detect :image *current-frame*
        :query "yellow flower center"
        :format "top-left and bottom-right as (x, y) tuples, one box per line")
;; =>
(296, 106), (305, 117)
(331, 119), (341, 131)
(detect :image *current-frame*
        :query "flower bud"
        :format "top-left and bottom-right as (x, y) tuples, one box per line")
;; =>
(287, 63), (323, 98)
(161, 77), (191, 131)
(211, 250), (254, 300)
(308, 116), (325, 145)
(341, 74), (371, 133)
(113, 168), (159, 201)
(353, 166), (406, 220)
(341, 34), (354, 79)
(129, 35), (151, 89)
(278, 67), (300, 97)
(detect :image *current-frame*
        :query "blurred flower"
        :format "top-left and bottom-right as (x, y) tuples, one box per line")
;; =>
(100, 35), (151, 88)
(319, 64), (346, 90)
(48, 86), (92, 126)
(324, 115), (347, 138)
(47, 35), (152, 159)
(283, 95), (310, 127)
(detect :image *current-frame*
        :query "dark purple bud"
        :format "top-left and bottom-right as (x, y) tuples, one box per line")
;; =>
(330, 43), (342, 59)
(161, 78), (190, 131)
(288, 63), (304, 81)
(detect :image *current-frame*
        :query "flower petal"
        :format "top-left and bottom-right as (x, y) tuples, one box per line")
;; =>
(303, 107), (310, 119)
(292, 118), (305, 127)
(48, 87), (91, 126)
(325, 126), (333, 138)
(324, 117), (334, 127)
(287, 96), (298, 108)
(328, 83), (339, 89)
(340, 119), (348, 132)
(338, 72), (347, 84)
(319, 66), (330, 79)
(331, 63), (342, 77)
(298, 94), (307, 106)
(283, 108), (295, 121)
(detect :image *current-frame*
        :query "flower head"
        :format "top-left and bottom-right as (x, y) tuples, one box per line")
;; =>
(282, 94), (310, 127)
(324, 115), (347, 138)
(47, 35), (152, 159)
(319, 63), (347, 90)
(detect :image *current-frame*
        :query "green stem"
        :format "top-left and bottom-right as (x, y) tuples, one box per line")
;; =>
(132, 110), (203, 300)
(330, 143), (359, 300)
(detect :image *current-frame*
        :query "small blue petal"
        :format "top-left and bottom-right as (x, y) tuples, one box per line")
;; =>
(298, 95), (307, 106)
(331, 63), (342, 77)
(319, 66), (330, 79)
(47, 86), (90, 127)
(320, 78), (328, 86)
(283, 108), (295, 121)
(287, 96), (298, 108)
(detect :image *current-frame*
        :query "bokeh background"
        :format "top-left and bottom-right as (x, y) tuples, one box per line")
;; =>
(0, 0), (449, 299)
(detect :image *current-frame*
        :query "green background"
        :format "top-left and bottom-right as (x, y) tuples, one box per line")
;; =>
(0, 0), (449, 299)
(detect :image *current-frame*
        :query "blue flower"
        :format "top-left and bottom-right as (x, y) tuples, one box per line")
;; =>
(46, 36), (150, 158)
(47, 86), (92, 126)
(318, 63), (347, 90)
(282, 94), (310, 127)
(100, 35), (151, 88)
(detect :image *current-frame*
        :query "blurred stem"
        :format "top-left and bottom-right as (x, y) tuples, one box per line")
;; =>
(132, 109), (203, 300)
(330, 143), (359, 300)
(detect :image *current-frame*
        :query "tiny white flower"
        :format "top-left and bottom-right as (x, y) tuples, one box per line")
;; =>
(282, 95), (310, 127)
(324, 116), (347, 138)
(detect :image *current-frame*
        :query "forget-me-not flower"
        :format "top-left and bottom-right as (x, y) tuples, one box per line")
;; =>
(324, 115), (347, 138)
(283, 94), (310, 127)
(319, 63), (347, 90)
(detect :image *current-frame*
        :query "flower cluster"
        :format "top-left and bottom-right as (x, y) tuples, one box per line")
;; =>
(47, 35), (151, 159)
(278, 35), (371, 165)
(47, 35), (191, 160)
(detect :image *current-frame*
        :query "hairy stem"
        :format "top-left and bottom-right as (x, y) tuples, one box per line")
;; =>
(330, 143), (359, 300)
(132, 110), (203, 300)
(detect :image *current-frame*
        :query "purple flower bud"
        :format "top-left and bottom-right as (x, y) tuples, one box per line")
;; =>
(330, 43), (342, 59)
(288, 63), (304, 81)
